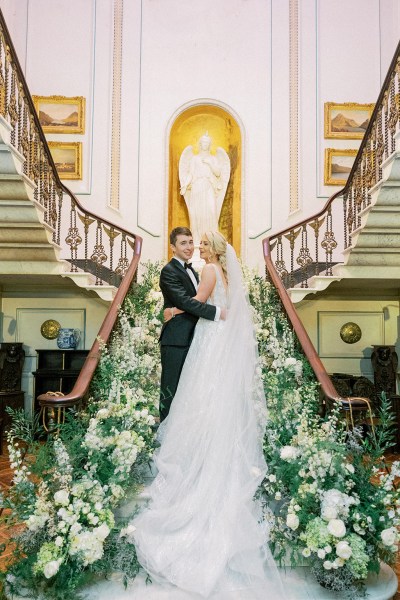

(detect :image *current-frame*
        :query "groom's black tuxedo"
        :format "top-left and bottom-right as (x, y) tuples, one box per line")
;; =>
(159, 258), (217, 421)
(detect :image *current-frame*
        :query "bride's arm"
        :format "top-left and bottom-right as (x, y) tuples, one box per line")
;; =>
(164, 265), (216, 321)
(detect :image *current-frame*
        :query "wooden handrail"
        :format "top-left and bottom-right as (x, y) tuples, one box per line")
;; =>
(38, 236), (142, 409)
(263, 240), (342, 404)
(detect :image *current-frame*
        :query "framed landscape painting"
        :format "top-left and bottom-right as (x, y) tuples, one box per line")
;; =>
(48, 142), (82, 180)
(324, 148), (358, 186)
(32, 95), (85, 134)
(324, 102), (375, 139)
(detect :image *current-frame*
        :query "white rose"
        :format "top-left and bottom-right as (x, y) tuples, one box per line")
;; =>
(336, 541), (352, 559)
(381, 527), (398, 547)
(43, 560), (61, 579)
(268, 474), (277, 482)
(321, 506), (338, 521)
(333, 557), (345, 568)
(54, 489), (69, 506)
(323, 561), (333, 570)
(286, 513), (299, 530)
(327, 519), (346, 538)
(280, 446), (299, 461)
(317, 549), (326, 559)
(302, 547), (311, 557)
(95, 523), (110, 541)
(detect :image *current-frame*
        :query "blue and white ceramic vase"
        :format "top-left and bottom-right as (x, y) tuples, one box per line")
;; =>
(56, 328), (81, 350)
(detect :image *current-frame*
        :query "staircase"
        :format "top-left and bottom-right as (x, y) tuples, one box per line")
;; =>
(266, 43), (400, 305)
(0, 7), (142, 417)
(0, 11), (137, 304)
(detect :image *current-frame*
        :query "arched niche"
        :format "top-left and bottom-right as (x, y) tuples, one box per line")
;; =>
(168, 104), (241, 258)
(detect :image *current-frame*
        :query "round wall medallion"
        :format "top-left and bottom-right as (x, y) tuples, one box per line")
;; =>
(340, 322), (362, 344)
(40, 319), (61, 340)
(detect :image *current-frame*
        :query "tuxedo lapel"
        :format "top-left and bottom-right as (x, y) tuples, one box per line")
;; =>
(170, 258), (197, 294)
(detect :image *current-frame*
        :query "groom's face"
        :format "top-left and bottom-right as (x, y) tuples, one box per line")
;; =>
(171, 234), (194, 262)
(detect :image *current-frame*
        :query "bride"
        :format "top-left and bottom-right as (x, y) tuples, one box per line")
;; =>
(132, 231), (286, 599)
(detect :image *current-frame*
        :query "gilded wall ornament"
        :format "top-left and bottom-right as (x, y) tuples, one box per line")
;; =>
(340, 322), (362, 344)
(40, 319), (61, 340)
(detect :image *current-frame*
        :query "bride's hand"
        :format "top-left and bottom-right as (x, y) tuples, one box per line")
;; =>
(163, 307), (184, 322)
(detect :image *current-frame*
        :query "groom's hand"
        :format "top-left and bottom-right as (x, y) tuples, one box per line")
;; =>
(220, 308), (227, 320)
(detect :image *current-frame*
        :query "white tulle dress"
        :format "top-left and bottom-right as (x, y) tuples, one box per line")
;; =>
(132, 245), (287, 599)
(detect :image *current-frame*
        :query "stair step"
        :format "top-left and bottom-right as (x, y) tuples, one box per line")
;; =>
(0, 172), (36, 200)
(0, 241), (61, 261)
(0, 142), (25, 175)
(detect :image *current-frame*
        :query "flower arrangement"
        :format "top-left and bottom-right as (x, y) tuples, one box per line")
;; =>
(1, 263), (162, 599)
(1, 262), (398, 599)
(245, 270), (400, 597)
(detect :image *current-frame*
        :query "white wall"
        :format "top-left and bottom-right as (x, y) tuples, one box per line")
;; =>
(1, 0), (399, 270)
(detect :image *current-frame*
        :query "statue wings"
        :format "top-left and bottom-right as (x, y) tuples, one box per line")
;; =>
(215, 147), (230, 216)
(179, 145), (194, 205)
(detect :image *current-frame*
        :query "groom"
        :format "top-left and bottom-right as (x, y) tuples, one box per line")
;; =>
(158, 227), (222, 421)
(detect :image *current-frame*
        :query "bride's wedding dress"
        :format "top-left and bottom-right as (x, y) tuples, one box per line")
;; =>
(132, 246), (287, 599)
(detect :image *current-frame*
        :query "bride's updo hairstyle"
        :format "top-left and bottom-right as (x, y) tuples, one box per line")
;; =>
(204, 231), (228, 283)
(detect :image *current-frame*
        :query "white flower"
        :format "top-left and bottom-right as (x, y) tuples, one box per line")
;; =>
(43, 560), (61, 579)
(327, 519), (346, 538)
(336, 541), (352, 560)
(302, 547), (311, 557)
(54, 489), (69, 506)
(317, 549), (326, 559)
(381, 527), (398, 547)
(323, 561), (333, 570)
(268, 474), (276, 482)
(54, 536), (64, 547)
(280, 446), (299, 461)
(286, 513), (299, 530)
(95, 523), (110, 541)
(322, 506), (337, 520)
(274, 492), (282, 500)
(345, 463), (355, 474)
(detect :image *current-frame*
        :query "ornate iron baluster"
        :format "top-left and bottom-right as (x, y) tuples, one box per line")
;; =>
(116, 234), (130, 277)
(321, 206), (337, 276)
(8, 64), (18, 145)
(308, 216), (325, 276)
(77, 212), (95, 271)
(284, 228), (301, 288)
(66, 202), (82, 272)
(56, 188), (63, 246)
(296, 225), (313, 288)
(274, 235), (289, 286)
(91, 220), (107, 285)
(387, 78), (398, 155)
(103, 225), (121, 286)
(21, 99), (29, 176)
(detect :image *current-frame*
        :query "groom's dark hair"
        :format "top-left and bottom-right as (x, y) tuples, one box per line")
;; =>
(170, 227), (192, 246)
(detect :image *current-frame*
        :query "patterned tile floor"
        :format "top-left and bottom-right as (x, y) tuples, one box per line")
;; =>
(0, 448), (398, 598)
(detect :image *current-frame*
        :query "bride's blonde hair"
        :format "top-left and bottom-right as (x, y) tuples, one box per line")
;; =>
(203, 231), (228, 283)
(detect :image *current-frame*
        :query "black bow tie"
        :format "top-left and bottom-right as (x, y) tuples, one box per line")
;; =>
(184, 262), (193, 271)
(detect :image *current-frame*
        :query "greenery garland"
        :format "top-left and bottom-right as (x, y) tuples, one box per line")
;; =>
(0, 262), (398, 599)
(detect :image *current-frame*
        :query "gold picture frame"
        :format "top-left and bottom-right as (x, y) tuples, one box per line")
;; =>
(32, 95), (85, 134)
(48, 142), (82, 180)
(324, 148), (358, 186)
(324, 102), (374, 139)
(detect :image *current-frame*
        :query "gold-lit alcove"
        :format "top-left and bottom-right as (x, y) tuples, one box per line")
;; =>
(168, 105), (241, 259)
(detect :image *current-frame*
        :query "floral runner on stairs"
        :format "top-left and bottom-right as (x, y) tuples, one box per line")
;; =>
(0, 263), (399, 599)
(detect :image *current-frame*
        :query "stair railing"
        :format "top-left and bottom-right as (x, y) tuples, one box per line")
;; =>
(265, 40), (400, 290)
(0, 8), (143, 415)
(0, 9), (135, 286)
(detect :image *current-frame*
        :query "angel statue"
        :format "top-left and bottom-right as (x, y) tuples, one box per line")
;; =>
(179, 132), (230, 244)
